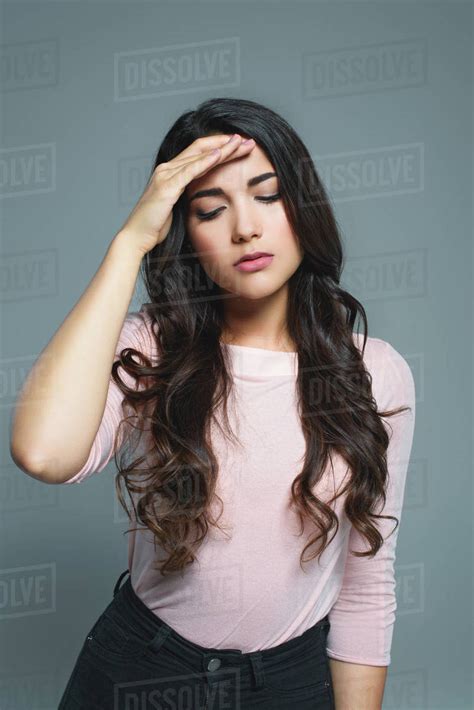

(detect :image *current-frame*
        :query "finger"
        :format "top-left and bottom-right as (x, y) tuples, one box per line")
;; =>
(167, 135), (248, 167)
(158, 139), (257, 200)
(168, 148), (245, 196)
(165, 146), (255, 191)
(175, 134), (238, 161)
(164, 138), (254, 178)
(172, 149), (228, 188)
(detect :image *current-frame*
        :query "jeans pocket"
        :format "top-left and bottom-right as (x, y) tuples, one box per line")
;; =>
(262, 638), (331, 701)
(86, 609), (148, 663)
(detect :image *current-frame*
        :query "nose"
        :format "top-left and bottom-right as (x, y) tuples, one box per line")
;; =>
(231, 204), (262, 243)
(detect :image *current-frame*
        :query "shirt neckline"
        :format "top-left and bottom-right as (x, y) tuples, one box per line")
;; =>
(223, 342), (297, 355)
(221, 341), (297, 378)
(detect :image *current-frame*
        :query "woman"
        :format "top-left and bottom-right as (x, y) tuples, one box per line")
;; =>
(11, 97), (416, 709)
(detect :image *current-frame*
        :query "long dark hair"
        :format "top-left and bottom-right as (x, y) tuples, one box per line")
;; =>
(111, 97), (411, 576)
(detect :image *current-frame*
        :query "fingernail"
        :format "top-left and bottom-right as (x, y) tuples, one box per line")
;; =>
(241, 138), (254, 145)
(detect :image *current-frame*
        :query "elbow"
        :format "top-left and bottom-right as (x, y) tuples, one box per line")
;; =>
(9, 433), (69, 483)
(9, 423), (92, 484)
(9, 416), (50, 479)
(9, 442), (57, 483)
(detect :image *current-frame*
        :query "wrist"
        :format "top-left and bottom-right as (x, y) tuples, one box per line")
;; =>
(108, 229), (146, 267)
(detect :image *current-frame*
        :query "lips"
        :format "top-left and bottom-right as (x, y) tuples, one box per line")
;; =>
(234, 251), (274, 266)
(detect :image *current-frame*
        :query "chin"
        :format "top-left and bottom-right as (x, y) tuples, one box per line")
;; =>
(223, 283), (283, 300)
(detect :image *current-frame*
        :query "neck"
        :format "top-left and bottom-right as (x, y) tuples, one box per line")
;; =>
(219, 282), (296, 351)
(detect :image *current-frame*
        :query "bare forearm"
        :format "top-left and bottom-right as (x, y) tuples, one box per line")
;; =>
(10, 231), (143, 482)
(329, 658), (387, 709)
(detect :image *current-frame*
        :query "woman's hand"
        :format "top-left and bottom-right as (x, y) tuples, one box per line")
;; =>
(118, 133), (255, 256)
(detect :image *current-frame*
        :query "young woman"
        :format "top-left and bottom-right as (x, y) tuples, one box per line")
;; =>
(11, 98), (416, 710)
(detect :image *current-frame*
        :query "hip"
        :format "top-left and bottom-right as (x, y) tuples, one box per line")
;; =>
(58, 569), (335, 709)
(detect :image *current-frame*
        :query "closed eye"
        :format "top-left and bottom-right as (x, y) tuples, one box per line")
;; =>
(196, 193), (281, 221)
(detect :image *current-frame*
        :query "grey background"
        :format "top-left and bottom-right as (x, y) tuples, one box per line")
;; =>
(0, 1), (472, 708)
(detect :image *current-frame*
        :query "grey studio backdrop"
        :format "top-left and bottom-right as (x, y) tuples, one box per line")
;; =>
(1, 2), (472, 709)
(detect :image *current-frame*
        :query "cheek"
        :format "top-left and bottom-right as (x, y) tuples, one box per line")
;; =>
(272, 218), (302, 259)
(188, 219), (217, 250)
(192, 232), (218, 260)
(267, 207), (297, 244)
(190, 232), (231, 279)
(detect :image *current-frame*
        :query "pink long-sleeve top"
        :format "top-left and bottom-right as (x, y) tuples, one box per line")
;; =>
(63, 306), (416, 665)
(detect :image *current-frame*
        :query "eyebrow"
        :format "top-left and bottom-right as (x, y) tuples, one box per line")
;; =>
(187, 172), (277, 203)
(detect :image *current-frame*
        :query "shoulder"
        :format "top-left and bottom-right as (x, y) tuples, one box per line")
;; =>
(351, 333), (416, 413)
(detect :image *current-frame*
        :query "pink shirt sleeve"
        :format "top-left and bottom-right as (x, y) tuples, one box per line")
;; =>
(62, 306), (156, 484)
(326, 339), (416, 666)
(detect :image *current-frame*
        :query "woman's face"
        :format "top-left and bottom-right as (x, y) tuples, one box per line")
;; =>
(184, 140), (304, 301)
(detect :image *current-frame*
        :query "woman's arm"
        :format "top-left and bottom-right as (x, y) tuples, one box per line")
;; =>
(329, 660), (387, 709)
(58, 306), (156, 485)
(10, 136), (250, 484)
(326, 338), (416, 708)
(9, 230), (143, 483)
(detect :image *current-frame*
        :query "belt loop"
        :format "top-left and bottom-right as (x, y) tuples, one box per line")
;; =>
(147, 624), (172, 653)
(248, 651), (265, 690)
(113, 569), (130, 597)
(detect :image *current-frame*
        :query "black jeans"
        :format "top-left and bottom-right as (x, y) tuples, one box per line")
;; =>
(58, 569), (335, 709)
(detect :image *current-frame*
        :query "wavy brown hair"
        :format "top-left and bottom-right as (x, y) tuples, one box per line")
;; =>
(111, 97), (411, 576)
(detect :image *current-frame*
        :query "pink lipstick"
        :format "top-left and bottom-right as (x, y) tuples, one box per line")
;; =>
(233, 252), (274, 272)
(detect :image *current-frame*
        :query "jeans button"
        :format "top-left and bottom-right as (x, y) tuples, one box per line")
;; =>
(207, 657), (221, 672)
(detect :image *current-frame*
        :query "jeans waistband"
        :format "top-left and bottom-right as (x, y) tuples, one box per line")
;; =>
(111, 569), (330, 692)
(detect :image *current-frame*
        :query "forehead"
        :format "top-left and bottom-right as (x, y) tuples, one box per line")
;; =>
(184, 142), (276, 195)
